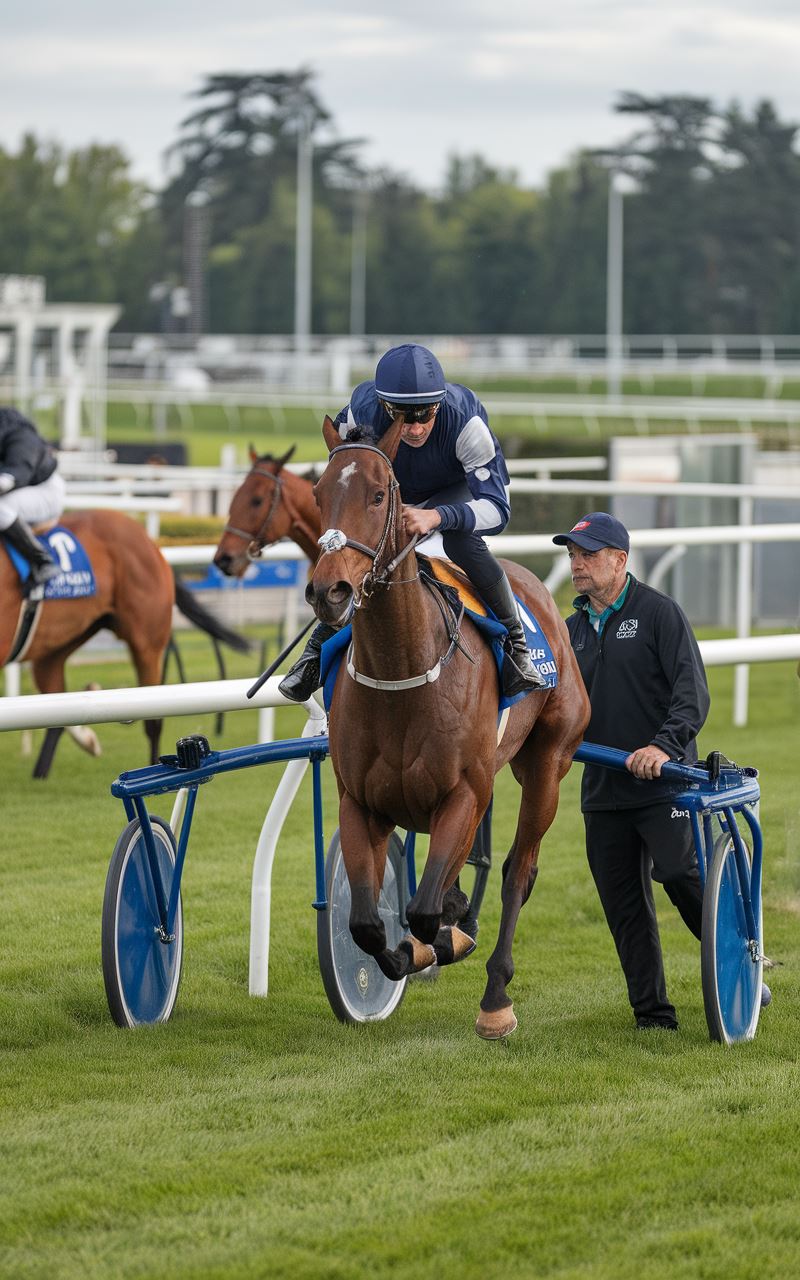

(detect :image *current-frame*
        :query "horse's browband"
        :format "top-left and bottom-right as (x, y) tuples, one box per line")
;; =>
(328, 441), (392, 464)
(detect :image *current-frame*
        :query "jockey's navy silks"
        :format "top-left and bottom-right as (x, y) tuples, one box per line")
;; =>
(335, 382), (510, 535)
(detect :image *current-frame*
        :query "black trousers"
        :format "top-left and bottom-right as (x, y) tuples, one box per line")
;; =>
(583, 803), (704, 1024)
(419, 480), (505, 593)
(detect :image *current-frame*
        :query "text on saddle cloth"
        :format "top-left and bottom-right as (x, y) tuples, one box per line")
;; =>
(319, 589), (559, 714)
(3, 526), (96, 600)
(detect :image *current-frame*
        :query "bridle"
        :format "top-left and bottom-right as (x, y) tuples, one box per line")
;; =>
(317, 442), (470, 690)
(221, 463), (288, 561)
(316, 442), (419, 597)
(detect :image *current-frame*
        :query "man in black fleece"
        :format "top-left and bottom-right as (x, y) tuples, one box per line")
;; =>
(553, 511), (710, 1031)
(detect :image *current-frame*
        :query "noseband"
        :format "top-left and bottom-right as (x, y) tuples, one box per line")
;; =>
(222, 463), (285, 560)
(317, 442), (418, 591)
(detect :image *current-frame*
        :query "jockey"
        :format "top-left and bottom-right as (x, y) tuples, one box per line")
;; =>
(279, 343), (546, 702)
(0, 407), (64, 589)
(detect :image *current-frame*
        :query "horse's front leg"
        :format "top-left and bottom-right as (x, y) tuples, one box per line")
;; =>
(339, 793), (392, 955)
(339, 793), (437, 981)
(406, 780), (486, 945)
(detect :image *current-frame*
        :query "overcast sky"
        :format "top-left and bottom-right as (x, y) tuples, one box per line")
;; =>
(4, 1), (800, 192)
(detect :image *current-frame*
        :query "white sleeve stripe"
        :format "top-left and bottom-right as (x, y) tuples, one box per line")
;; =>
(455, 417), (496, 471)
(468, 497), (505, 532)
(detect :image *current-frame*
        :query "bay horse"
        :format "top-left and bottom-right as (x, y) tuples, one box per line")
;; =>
(1, 508), (249, 778)
(213, 445), (321, 578)
(308, 416), (590, 1038)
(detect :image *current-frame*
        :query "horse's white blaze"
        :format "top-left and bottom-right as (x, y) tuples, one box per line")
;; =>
(338, 462), (357, 487)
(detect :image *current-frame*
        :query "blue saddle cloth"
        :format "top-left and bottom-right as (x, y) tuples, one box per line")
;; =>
(319, 595), (558, 714)
(3, 526), (96, 600)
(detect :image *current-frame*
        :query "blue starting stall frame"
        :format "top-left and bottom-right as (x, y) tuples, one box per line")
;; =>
(103, 734), (764, 1044)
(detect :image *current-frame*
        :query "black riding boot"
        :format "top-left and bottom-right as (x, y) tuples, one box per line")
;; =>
(278, 622), (338, 702)
(481, 572), (548, 697)
(3, 517), (60, 591)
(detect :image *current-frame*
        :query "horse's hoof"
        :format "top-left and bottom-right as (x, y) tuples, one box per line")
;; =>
(433, 925), (477, 967)
(475, 1005), (517, 1039)
(403, 935), (437, 973)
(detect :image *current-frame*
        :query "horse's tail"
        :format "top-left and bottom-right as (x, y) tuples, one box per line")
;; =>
(172, 576), (252, 653)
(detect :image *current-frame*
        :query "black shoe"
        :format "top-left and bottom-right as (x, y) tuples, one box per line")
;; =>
(278, 623), (337, 703)
(3, 517), (60, 592)
(636, 1016), (678, 1031)
(479, 572), (548, 697)
(29, 559), (61, 586)
(501, 620), (548, 696)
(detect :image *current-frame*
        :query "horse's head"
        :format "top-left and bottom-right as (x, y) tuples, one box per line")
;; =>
(214, 445), (297, 577)
(307, 415), (407, 624)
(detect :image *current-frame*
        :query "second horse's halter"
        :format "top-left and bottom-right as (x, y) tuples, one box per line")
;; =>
(221, 463), (288, 561)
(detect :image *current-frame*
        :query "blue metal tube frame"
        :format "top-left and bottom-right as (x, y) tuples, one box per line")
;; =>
(132, 795), (170, 932)
(110, 736), (763, 940)
(166, 785), (198, 937)
(311, 757), (326, 910)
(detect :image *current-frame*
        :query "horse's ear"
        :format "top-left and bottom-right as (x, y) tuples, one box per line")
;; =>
(276, 444), (296, 473)
(379, 418), (405, 463)
(248, 444), (259, 463)
(322, 415), (340, 453)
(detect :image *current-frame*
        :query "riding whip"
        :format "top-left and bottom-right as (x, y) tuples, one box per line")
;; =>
(247, 617), (316, 699)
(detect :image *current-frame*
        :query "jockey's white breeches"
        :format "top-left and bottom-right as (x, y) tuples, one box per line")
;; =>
(0, 472), (66, 531)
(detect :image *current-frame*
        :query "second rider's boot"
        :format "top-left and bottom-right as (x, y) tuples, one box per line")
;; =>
(3, 517), (61, 593)
(278, 622), (338, 702)
(481, 572), (548, 698)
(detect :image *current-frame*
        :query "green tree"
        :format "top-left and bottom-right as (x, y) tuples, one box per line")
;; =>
(159, 69), (364, 330)
(0, 134), (150, 307)
(535, 156), (608, 333)
(603, 93), (718, 333)
(713, 100), (800, 330)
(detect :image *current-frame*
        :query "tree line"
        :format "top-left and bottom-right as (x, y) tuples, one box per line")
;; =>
(2, 73), (800, 337)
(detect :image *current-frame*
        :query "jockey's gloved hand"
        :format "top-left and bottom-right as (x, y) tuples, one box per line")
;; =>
(0, 473), (15, 494)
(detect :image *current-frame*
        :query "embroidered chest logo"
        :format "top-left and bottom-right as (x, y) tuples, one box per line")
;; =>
(616, 618), (638, 639)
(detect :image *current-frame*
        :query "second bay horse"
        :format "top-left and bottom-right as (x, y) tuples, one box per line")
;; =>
(1, 508), (249, 777)
(308, 416), (590, 1037)
(213, 445), (321, 578)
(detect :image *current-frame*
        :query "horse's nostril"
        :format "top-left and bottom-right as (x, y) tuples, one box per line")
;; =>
(328, 581), (352, 606)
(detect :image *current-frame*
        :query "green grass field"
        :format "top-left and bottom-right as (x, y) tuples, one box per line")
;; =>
(1, 635), (799, 1279)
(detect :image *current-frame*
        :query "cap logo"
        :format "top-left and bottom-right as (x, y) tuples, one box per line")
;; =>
(571, 520), (591, 531)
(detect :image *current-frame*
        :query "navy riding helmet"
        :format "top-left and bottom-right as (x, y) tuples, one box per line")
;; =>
(374, 344), (447, 405)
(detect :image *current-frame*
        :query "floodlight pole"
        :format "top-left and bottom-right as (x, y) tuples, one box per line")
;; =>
(606, 170), (624, 399)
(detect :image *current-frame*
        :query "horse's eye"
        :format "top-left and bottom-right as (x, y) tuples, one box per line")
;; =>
(250, 496), (263, 509)
(373, 490), (385, 506)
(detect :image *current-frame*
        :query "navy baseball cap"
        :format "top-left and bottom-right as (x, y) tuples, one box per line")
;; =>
(374, 344), (446, 405)
(552, 512), (630, 553)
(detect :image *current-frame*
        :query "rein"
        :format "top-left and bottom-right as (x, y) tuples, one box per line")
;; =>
(318, 441), (466, 691)
(221, 463), (286, 560)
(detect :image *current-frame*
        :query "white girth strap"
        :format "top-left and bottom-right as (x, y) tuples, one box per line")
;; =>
(345, 642), (442, 691)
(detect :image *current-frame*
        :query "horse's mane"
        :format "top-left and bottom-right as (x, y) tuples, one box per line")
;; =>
(343, 426), (377, 444)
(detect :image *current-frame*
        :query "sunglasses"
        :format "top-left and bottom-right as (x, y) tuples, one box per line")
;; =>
(382, 401), (439, 424)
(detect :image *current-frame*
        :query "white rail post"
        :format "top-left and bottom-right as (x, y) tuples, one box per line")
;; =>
(249, 699), (327, 997)
(734, 495), (754, 727)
